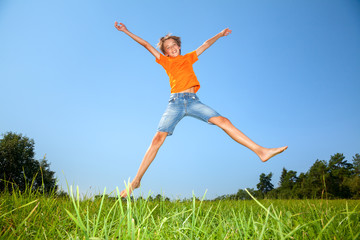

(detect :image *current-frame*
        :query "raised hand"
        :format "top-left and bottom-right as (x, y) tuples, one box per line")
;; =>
(114, 21), (161, 59)
(220, 28), (232, 37)
(196, 27), (232, 56)
(114, 22), (128, 32)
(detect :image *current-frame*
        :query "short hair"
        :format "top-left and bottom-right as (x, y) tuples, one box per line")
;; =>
(157, 34), (181, 55)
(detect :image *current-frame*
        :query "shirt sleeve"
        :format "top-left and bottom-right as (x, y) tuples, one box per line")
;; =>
(155, 53), (168, 68)
(188, 51), (198, 64)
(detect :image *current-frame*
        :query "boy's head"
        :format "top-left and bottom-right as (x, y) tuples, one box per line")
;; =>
(157, 34), (181, 57)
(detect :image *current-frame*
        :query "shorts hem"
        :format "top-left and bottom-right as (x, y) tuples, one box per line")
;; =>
(206, 114), (222, 125)
(157, 130), (172, 136)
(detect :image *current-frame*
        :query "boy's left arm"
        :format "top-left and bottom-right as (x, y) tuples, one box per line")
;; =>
(196, 28), (232, 57)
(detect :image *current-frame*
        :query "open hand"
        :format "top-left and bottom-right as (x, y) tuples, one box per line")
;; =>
(220, 28), (232, 37)
(114, 22), (128, 32)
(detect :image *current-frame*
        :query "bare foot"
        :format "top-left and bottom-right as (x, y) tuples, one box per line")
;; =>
(259, 146), (288, 162)
(120, 180), (140, 198)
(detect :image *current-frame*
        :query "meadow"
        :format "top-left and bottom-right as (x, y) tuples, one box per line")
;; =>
(1, 186), (359, 239)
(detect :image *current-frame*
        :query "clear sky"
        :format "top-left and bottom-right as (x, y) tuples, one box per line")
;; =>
(1, 0), (360, 199)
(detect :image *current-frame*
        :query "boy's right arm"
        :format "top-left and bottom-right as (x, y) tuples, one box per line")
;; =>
(115, 22), (161, 59)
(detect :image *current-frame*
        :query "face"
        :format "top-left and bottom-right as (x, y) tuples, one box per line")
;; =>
(163, 38), (181, 57)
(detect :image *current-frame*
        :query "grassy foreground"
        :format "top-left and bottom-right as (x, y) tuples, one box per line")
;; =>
(1, 186), (360, 239)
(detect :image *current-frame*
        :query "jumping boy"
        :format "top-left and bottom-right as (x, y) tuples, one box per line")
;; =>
(114, 22), (288, 197)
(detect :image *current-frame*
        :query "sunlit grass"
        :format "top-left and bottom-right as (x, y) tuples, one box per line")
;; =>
(1, 183), (359, 239)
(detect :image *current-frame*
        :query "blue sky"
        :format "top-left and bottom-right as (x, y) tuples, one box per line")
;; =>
(1, 0), (359, 199)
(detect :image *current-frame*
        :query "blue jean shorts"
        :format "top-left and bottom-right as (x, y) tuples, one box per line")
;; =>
(157, 93), (221, 136)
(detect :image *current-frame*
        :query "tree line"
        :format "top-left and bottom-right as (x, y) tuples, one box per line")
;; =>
(2, 132), (359, 200)
(215, 153), (360, 200)
(0, 132), (58, 194)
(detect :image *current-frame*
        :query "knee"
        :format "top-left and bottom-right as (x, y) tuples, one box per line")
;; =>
(210, 116), (231, 127)
(151, 132), (167, 149)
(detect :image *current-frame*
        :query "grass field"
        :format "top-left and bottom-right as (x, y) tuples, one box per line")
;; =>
(1, 186), (360, 239)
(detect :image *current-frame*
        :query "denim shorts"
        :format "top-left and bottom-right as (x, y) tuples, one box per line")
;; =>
(157, 93), (221, 136)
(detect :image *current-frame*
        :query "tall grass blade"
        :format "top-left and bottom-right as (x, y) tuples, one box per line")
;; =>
(259, 206), (271, 240)
(92, 187), (106, 237)
(0, 199), (38, 219)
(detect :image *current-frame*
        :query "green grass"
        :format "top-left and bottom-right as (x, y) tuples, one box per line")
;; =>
(1, 185), (360, 239)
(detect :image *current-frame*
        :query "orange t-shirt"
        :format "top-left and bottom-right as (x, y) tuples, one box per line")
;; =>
(156, 51), (200, 93)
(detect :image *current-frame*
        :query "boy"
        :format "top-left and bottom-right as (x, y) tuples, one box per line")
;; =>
(114, 22), (287, 197)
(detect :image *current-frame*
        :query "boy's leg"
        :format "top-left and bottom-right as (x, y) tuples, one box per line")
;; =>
(121, 131), (168, 197)
(209, 116), (287, 162)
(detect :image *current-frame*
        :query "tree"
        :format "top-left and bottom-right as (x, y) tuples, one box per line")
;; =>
(327, 153), (353, 198)
(257, 172), (274, 197)
(352, 153), (360, 175)
(303, 159), (328, 198)
(347, 154), (360, 198)
(293, 172), (307, 199)
(235, 189), (247, 200)
(154, 194), (162, 201)
(344, 175), (360, 199)
(0, 132), (57, 193)
(235, 188), (257, 200)
(38, 157), (57, 193)
(278, 168), (298, 198)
